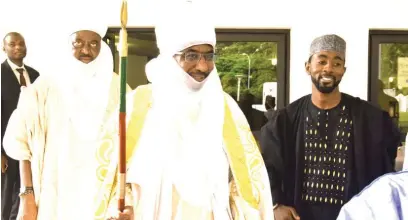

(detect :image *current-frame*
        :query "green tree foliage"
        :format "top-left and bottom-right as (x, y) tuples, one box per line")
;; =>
(216, 42), (278, 103)
(380, 43), (408, 90)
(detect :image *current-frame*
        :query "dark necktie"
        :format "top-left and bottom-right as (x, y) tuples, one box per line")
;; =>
(16, 68), (26, 87)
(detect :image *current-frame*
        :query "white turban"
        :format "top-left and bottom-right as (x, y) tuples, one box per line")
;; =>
(56, 2), (114, 140)
(154, 0), (216, 56)
(61, 0), (109, 38)
(67, 23), (108, 39)
(147, 0), (217, 89)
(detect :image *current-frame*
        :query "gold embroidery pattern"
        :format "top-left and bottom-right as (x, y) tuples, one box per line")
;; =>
(94, 86), (152, 219)
(302, 104), (352, 206)
(224, 95), (264, 208)
(229, 181), (240, 219)
(93, 79), (125, 219)
(93, 88), (264, 218)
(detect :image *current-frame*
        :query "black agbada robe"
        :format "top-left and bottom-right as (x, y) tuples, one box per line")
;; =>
(260, 93), (400, 220)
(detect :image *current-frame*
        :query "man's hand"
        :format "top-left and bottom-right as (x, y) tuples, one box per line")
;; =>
(18, 194), (37, 220)
(1, 154), (8, 173)
(274, 204), (300, 220)
(107, 206), (133, 220)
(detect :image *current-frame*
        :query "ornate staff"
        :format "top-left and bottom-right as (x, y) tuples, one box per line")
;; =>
(118, 0), (128, 212)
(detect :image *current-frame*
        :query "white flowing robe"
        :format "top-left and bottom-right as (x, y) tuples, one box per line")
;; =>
(122, 85), (274, 220)
(3, 73), (127, 220)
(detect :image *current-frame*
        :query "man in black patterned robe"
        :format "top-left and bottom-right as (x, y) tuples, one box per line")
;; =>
(260, 34), (400, 220)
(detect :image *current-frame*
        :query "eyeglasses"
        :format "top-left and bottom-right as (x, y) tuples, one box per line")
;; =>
(175, 51), (216, 63)
(72, 40), (100, 49)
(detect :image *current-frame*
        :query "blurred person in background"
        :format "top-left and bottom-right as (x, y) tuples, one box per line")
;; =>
(1, 32), (40, 220)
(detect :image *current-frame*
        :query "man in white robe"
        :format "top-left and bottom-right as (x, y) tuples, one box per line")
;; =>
(102, 1), (274, 219)
(336, 171), (408, 220)
(3, 23), (132, 219)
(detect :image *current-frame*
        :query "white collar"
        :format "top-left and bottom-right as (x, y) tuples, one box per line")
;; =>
(7, 59), (25, 71)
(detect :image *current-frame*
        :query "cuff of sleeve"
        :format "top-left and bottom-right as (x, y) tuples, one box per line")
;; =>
(271, 188), (285, 206)
(124, 183), (133, 207)
(106, 184), (134, 217)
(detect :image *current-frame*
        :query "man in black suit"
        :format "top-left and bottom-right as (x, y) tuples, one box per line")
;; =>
(1, 32), (39, 220)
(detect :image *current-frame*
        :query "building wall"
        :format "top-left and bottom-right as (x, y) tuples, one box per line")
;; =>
(1, 0), (407, 103)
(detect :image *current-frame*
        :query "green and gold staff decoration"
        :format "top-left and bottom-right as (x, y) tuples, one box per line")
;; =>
(117, 0), (128, 213)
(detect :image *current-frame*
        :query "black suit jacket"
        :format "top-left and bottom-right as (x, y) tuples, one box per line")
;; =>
(1, 60), (40, 156)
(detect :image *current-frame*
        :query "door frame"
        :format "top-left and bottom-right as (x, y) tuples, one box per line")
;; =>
(368, 30), (408, 104)
(216, 29), (290, 109)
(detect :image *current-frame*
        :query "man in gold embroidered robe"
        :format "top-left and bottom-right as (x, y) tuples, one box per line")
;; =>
(2, 22), (132, 219)
(102, 1), (274, 219)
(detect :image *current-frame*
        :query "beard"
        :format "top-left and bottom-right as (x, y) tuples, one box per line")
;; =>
(311, 75), (341, 94)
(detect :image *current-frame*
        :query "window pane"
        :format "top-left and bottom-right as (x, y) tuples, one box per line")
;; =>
(216, 42), (278, 144)
(378, 43), (408, 171)
(111, 31), (158, 89)
(378, 43), (408, 129)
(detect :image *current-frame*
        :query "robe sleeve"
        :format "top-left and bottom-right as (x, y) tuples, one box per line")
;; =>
(112, 71), (132, 93)
(258, 165), (274, 219)
(102, 89), (139, 218)
(336, 172), (407, 220)
(381, 111), (400, 170)
(260, 109), (288, 206)
(3, 77), (48, 161)
(126, 84), (132, 93)
(224, 94), (274, 219)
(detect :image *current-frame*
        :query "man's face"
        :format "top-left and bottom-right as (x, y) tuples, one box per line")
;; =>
(70, 30), (101, 64)
(174, 44), (215, 82)
(3, 33), (27, 61)
(305, 51), (346, 94)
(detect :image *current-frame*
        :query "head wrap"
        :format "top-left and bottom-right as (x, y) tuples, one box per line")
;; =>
(154, 0), (216, 56)
(62, 0), (109, 38)
(309, 34), (346, 57)
(147, 0), (217, 91)
(67, 24), (108, 39)
(58, 8), (114, 141)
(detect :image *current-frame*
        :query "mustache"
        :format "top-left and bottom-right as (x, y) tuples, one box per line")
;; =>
(189, 71), (210, 76)
(318, 75), (336, 81)
(79, 54), (92, 59)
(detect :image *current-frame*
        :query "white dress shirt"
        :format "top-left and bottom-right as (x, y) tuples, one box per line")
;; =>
(7, 59), (31, 86)
(395, 93), (407, 112)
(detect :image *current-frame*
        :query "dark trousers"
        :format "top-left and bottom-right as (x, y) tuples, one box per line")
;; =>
(1, 158), (20, 220)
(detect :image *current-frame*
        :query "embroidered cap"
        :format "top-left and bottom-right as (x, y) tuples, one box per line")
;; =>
(309, 34), (346, 57)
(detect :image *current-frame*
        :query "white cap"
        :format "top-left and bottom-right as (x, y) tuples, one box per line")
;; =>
(61, 0), (109, 38)
(154, 0), (216, 56)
